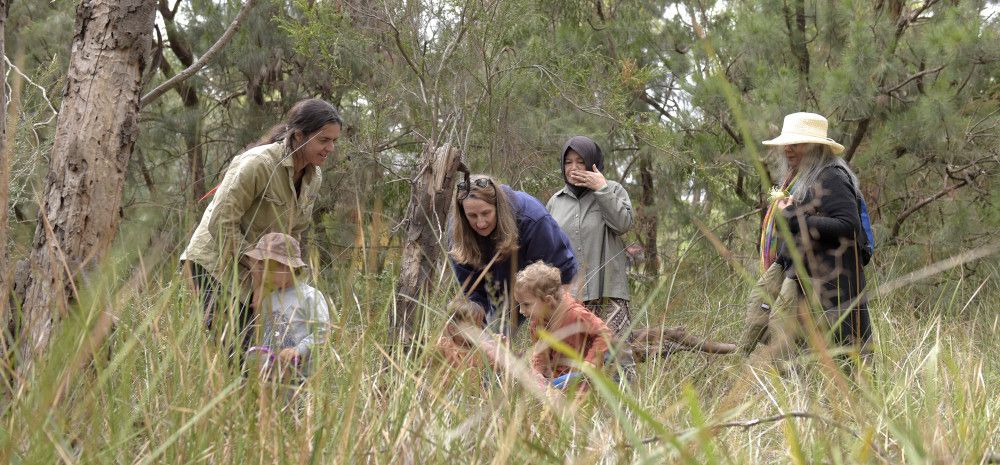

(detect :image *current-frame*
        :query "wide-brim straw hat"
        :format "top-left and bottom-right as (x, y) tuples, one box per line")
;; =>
(243, 232), (307, 269)
(762, 112), (845, 154)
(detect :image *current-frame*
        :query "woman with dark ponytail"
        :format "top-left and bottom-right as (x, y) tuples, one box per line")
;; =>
(181, 99), (343, 347)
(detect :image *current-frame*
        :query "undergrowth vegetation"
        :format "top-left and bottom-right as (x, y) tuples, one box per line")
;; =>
(2, 229), (996, 464)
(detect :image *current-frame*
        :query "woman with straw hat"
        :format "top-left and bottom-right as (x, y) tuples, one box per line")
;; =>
(740, 112), (872, 366)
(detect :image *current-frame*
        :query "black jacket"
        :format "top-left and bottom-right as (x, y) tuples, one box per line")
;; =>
(777, 165), (871, 344)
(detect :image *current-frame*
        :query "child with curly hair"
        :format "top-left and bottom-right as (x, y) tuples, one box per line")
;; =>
(437, 297), (497, 366)
(514, 262), (611, 390)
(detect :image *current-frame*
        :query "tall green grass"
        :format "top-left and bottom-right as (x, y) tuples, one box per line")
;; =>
(1, 232), (997, 464)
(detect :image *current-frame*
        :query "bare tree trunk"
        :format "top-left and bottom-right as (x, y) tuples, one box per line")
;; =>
(159, 57), (205, 201)
(158, 0), (205, 202)
(391, 144), (464, 348)
(0, 0), (9, 347)
(637, 153), (660, 275)
(783, 0), (810, 99)
(18, 0), (157, 375)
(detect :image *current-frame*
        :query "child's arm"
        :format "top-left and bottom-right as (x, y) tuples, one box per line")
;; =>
(528, 321), (550, 378)
(531, 351), (547, 378)
(579, 311), (611, 367)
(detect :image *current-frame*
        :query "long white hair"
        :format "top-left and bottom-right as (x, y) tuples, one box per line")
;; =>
(779, 144), (859, 201)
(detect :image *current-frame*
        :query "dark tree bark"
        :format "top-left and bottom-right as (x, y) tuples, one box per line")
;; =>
(843, 118), (870, 163)
(890, 178), (974, 240)
(637, 153), (660, 275)
(140, 0), (258, 107)
(391, 144), (465, 348)
(783, 0), (810, 98)
(18, 0), (157, 374)
(158, 0), (205, 201)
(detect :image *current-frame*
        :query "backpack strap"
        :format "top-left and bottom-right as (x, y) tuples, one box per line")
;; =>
(832, 165), (874, 265)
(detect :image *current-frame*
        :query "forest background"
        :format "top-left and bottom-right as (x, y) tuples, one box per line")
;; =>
(1, 0), (999, 463)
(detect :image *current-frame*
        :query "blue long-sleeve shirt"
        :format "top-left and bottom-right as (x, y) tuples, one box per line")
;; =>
(451, 185), (577, 316)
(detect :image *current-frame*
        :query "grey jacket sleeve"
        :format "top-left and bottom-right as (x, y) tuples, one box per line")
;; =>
(591, 181), (634, 234)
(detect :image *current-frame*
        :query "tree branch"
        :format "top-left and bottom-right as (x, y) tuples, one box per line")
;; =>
(843, 117), (870, 163)
(881, 64), (945, 94)
(953, 62), (977, 96)
(890, 177), (974, 239)
(711, 411), (837, 432)
(720, 119), (743, 147)
(634, 411), (897, 464)
(639, 91), (679, 124)
(140, 0), (258, 108)
(895, 0), (939, 39)
(157, 0), (174, 21)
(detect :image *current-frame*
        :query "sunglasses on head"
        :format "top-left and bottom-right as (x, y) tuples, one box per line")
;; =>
(456, 175), (495, 201)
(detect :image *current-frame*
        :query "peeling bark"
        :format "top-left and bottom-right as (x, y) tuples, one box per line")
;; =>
(0, 0), (9, 350)
(18, 0), (157, 375)
(390, 144), (465, 347)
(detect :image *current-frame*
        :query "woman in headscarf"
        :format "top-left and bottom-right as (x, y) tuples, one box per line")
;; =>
(546, 136), (637, 379)
(740, 112), (872, 366)
(449, 174), (577, 335)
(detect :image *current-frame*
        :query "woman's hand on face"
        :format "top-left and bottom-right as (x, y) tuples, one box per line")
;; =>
(568, 164), (607, 191)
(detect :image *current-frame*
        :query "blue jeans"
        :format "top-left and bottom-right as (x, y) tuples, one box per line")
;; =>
(551, 372), (583, 389)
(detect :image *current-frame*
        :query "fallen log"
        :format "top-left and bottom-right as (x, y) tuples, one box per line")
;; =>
(631, 326), (736, 362)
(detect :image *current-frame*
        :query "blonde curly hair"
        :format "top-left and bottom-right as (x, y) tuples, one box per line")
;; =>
(514, 262), (564, 303)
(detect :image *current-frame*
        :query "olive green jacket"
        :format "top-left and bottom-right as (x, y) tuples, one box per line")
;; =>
(181, 141), (322, 283)
(546, 180), (634, 302)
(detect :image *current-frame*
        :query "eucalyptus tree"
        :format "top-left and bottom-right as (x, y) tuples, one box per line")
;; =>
(0, 0), (9, 344)
(18, 0), (158, 375)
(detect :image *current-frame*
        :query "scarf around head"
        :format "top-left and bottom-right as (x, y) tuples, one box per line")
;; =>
(561, 136), (605, 198)
(759, 173), (800, 271)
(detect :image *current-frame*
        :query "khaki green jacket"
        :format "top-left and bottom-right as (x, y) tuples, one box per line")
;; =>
(182, 141), (322, 282)
(546, 180), (634, 302)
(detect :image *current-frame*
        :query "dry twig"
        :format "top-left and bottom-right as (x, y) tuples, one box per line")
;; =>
(634, 411), (898, 464)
